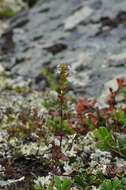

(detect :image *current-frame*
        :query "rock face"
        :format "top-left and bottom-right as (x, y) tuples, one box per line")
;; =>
(0, 21), (8, 37)
(0, 0), (126, 97)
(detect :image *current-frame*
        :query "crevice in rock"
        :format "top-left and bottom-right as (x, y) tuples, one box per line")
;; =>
(44, 43), (67, 55)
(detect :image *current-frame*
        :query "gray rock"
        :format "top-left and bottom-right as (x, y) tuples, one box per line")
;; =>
(108, 52), (126, 67)
(0, 21), (8, 37)
(0, 0), (126, 97)
(64, 6), (94, 30)
(98, 74), (126, 107)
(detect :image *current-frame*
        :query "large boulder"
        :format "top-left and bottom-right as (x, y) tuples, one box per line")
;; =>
(0, 0), (126, 97)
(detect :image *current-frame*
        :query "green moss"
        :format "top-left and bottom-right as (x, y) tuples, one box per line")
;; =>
(14, 86), (31, 94)
(0, 8), (16, 18)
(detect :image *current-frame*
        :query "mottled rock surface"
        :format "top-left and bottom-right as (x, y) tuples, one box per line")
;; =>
(0, 0), (126, 97)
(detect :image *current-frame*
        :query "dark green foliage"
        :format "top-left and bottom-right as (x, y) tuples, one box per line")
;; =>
(23, 0), (38, 7)
(94, 127), (116, 150)
(54, 176), (72, 190)
(3, 66), (126, 190)
(0, 8), (16, 18)
(100, 178), (126, 190)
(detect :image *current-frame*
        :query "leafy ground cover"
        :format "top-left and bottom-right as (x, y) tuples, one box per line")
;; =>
(0, 64), (126, 189)
(0, 0), (27, 18)
(0, 0), (38, 18)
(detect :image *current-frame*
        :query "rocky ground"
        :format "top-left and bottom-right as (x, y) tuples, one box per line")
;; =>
(0, 0), (126, 189)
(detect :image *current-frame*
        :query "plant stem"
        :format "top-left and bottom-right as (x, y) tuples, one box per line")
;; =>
(60, 94), (63, 148)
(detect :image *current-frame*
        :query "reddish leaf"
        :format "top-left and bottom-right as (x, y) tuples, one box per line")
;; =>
(87, 112), (98, 127)
(116, 78), (126, 89)
(76, 98), (96, 115)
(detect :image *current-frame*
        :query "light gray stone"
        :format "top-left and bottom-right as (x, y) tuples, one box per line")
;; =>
(0, 21), (8, 37)
(109, 52), (126, 67)
(98, 75), (126, 107)
(64, 6), (93, 30)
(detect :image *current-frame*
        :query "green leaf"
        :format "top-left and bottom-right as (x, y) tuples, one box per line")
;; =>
(100, 180), (113, 190)
(62, 120), (75, 135)
(54, 176), (61, 190)
(0, 8), (16, 18)
(94, 127), (115, 150)
(112, 179), (121, 189)
(34, 185), (44, 190)
(41, 69), (58, 91)
(61, 178), (72, 190)
(48, 185), (53, 190)
(75, 176), (85, 187)
(121, 178), (126, 189)
(100, 179), (122, 190)
(114, 110), (126, 127)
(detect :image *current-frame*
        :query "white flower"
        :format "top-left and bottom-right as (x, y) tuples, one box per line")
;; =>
(65, 148), (77, 157)
(20, 142), (48, 156)
(49, 90), (58, 98)
(91, 186), (100, 190)
(116, 157), (126, 174)
(56, 64), (71, 75)
(70, 187), (80, 190)
(34, 175), (52, 188)
(90, 149), (111, 164)
(20, 143), (38, 156)
(54, 138), (60, 146)
(101, 164), (107, 174)
(63, 163), (72, 174)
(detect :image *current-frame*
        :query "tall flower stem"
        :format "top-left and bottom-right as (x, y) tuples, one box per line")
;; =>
(57, 64), (69, 148)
